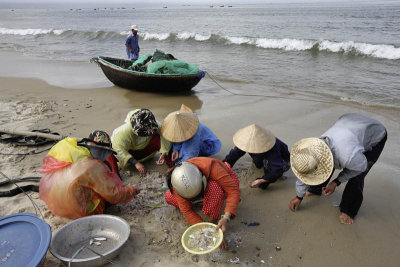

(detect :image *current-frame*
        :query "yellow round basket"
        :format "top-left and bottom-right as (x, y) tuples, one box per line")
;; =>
(181, 222), (223, 255)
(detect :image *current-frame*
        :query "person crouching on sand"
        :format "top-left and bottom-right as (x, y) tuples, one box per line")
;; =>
(289, 113), (387, 224)
(223, 124), (290, 189)
(161, 105), (221, 166)
(111, 108), (171, 175)
(164, 157), (240, 250)
(81, 130), (121, 178)
(39, 130), (140, 219)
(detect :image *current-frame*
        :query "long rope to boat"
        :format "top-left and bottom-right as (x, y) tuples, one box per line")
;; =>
(205, 71), (339, 105)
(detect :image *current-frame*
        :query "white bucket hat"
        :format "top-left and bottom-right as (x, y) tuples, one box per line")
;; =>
(290, 137), (334, 185)
(171, 162), (207, 199)
(233, 124), (276, 154)
(131, 25), (138, 31)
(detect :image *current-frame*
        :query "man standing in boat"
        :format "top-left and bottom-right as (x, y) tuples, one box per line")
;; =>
(125, 25), (140, 60)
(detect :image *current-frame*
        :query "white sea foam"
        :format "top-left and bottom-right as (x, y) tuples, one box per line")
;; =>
(52, 30), (64, 35)
(223, 35), (399, 59)
(141, 32), (170, 41)
(176, 32), (211, 41)
(224, 36), (253, 45)
(319, 40), (400, 60)
(1, 27), (399, 60)
(194, 34), (211, 41)
(224, 36), (316, 51)
(0, 27), (65, 36)
(255, 38), (315, 51)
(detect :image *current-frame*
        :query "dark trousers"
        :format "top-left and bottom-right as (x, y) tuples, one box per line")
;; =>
(308, 133), (387, 218)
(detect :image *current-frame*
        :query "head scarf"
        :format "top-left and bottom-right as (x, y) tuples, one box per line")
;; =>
(130, 109), (158, 137)
(84, 130), (115, 161)
(88, 130), (112, 147)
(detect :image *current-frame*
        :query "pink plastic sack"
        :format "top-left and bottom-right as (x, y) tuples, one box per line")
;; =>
(39, 157), (135, 219)
(37, 155), (72, 173)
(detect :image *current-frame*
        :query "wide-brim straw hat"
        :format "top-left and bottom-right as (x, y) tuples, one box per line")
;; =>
(290, 137), (334, 185)
(233, 124), (276, 154)
(161, 110), (199, 142)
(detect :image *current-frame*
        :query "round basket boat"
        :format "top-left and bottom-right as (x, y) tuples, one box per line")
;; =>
(181, 222), (223, 255)
(50, 214), (130, 267)
(93, 56), (203, 93)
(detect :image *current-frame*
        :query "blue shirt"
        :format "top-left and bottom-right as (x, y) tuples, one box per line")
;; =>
(125, 34), (139, 60)
(296, 113), (386, 197)
(172, 123), (221, 164)
(224, 138), (290, 182)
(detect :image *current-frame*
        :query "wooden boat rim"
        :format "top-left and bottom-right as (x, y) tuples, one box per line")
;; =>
(97, 56), (200, 78)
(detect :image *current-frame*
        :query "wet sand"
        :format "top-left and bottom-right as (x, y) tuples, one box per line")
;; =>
(0, 65), (400, 266)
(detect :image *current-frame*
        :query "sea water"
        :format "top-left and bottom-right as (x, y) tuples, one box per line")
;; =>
(0, 1), (399, 108)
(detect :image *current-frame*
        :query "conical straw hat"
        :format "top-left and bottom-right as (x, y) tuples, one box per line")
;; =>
(233, 124), (276, 154)
(180, 104), (193, 112)
(161, 110), (199, 142)
(290, 137), (334, 185)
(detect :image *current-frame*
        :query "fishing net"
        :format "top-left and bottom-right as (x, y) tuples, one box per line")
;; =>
(152, 49), (175, 62)
(128, 54), (152, 72)
(147, 60), (199, 75)
(126, 49), (199, 75)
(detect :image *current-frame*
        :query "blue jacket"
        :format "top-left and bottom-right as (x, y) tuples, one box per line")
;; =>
(172, 123), (221, 164)
(125, 34), (139, 60)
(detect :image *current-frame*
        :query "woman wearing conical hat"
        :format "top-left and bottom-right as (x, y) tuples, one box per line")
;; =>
(289, 113), (387, 225)
(223, 124), (290, 189)
(161, 105), (221, 165)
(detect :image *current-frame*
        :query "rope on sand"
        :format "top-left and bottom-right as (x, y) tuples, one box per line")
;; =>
(0, 177), (41, 197)
(0, 171), (43, 219)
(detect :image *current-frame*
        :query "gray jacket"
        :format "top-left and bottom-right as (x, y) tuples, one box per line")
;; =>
(296, 113), (386, 197)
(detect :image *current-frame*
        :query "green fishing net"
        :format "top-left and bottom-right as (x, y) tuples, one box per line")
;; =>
(127, 50), (199, 75)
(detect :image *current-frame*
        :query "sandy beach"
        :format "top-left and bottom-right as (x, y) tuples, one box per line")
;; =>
(0, 50), (399, 267)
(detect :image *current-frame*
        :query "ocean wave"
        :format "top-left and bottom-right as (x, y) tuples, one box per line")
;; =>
(176, 32), (211, 41)
(318, 40), (400, 60)
(141, 32), (170, 41)
(0, 27), (65, 36)
(1, 27), (399, 60)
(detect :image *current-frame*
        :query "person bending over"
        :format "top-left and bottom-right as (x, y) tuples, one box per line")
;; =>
(111, 109), (171, 175)
(289, 113), (387, 224)
(224, 124), (290, 189)
(164, 157), (240, 249)
(161, 105), (221, 166)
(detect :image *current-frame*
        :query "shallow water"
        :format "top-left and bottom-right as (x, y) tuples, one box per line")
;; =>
(0, 1), (399, 108)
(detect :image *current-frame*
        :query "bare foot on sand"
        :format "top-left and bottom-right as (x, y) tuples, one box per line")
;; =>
(339, 213), (354, 224)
